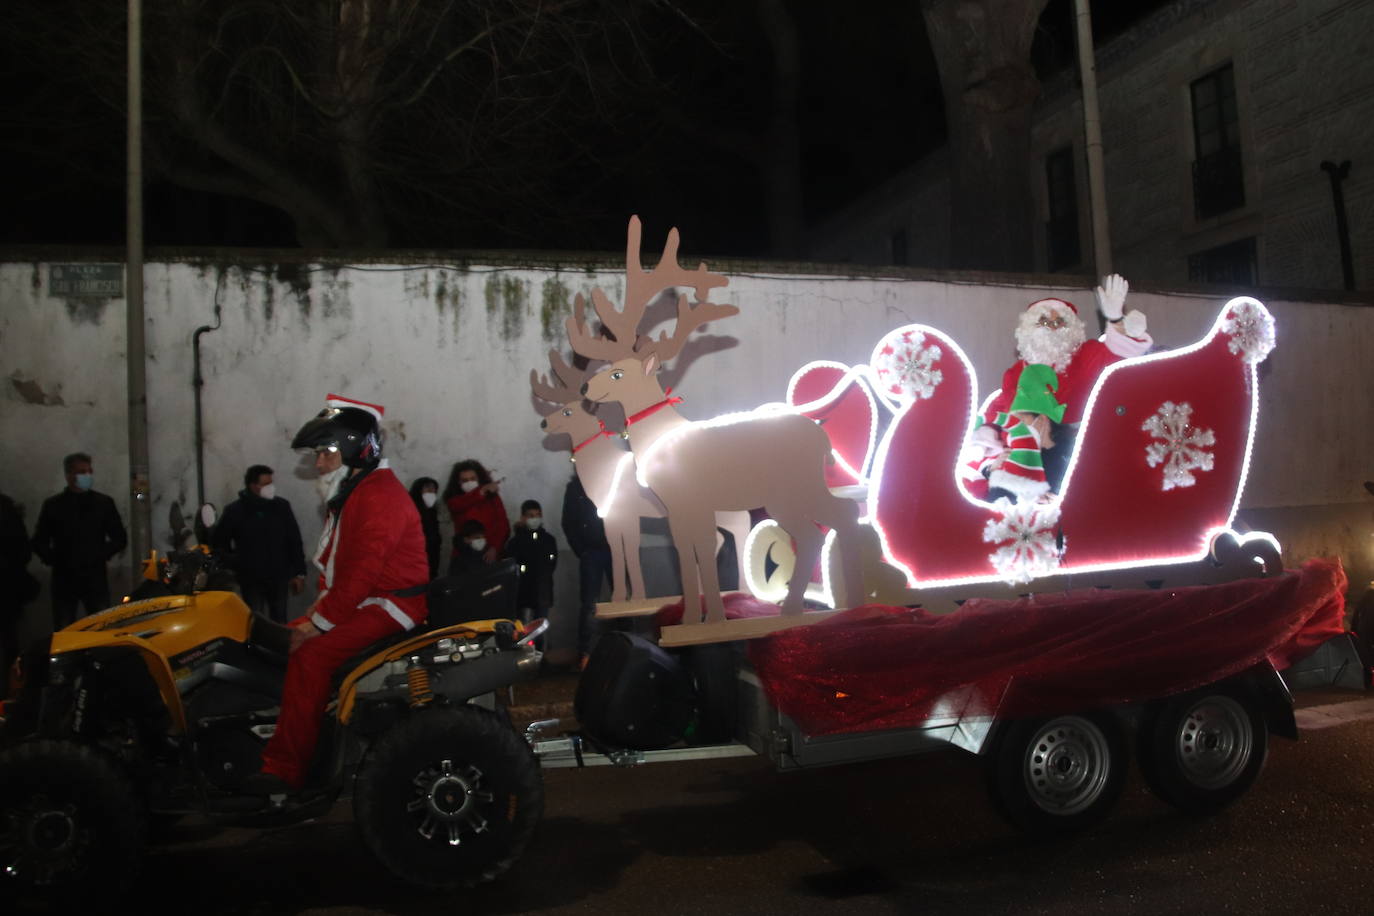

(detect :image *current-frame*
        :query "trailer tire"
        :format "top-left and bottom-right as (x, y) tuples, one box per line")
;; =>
(1138, 684), (1267, 815)
(986, 712), (1126, 835)
(353, 705), (543, 888)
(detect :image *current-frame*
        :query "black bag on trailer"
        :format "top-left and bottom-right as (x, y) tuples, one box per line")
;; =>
(576, 631), (694, 750)
(427, 558), (520, 627)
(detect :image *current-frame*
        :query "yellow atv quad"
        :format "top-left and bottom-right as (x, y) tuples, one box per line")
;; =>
(0, 536), (545, 899)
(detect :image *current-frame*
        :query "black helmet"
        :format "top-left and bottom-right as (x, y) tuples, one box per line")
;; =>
(292, 403), (382, 469)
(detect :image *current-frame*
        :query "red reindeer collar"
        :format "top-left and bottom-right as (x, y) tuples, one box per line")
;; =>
(625, 389), (683, 427)
(572, 421), (615, 454)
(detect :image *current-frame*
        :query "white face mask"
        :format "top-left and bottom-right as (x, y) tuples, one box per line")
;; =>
(468, 537), (487, 552)
(525, 516), (543, 530)
(258, 484), (276, 501)
(315, 465), (347, 504)
(460, 480), (480, 493)
(422, 492), (438, 508)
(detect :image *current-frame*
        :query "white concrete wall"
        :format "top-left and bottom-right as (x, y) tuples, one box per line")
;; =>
(3, 256), (1372, 650)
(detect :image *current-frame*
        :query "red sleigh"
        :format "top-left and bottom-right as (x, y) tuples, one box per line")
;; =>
(776, 297), (1280, 603)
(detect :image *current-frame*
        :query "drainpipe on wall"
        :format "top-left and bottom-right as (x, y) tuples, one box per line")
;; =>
(1073, 0), (1112, 329)
(126, 0), (152, 572)
(1320, 160), (1356, 291)
(193, 303), (223, 509)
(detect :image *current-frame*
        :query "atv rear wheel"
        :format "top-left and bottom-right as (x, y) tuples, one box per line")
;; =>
(353, 705), (543, 889)
(0, 740), (147, 898)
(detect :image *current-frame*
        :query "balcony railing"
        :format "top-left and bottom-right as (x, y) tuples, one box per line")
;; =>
(1192, 145), (1245, 220)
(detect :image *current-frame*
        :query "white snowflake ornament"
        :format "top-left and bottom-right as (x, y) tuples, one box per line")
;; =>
(872, 328), (943, 405)
(1142, 401), (1216, 490)
(982, 498), (1063, 585)
(1220, 298), (1275, 364)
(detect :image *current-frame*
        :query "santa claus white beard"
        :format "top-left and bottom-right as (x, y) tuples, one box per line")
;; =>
(1016, 316), (1086, 370)
(315, 465), (347, 504)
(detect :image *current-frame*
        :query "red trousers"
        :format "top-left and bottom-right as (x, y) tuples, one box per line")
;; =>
(261, 610), (403, 788)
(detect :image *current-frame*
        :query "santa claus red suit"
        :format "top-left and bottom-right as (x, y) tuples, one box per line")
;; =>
(258, 399), (429, 790)
(973, 286), (1151, 501)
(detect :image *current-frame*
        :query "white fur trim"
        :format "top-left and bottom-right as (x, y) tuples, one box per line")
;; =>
(988, 467), (1051, 501)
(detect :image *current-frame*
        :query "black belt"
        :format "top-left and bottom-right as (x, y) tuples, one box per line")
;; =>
(391, 582), (429, 598)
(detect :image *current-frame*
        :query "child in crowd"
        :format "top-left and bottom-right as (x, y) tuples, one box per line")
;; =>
(503, 499), (557, 649)
(451, 519), (492, 578)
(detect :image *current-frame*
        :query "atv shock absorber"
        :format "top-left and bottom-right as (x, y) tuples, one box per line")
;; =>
(406, 658), (434, 708)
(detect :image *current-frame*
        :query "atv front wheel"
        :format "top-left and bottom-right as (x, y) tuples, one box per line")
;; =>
(0, 740), (147, 898)
(353, 705), (543, 889)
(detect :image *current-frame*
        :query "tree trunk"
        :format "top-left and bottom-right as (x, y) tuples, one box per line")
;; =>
(921, 0), (1048, 272)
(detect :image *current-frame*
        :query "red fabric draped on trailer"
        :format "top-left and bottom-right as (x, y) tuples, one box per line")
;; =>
(661, 559), (1349, 736)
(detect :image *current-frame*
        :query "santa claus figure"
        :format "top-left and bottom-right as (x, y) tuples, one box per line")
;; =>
(970, 275), (1151, 501)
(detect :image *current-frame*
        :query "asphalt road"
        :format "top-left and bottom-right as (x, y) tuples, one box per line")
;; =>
(32, 689), (1374, 916)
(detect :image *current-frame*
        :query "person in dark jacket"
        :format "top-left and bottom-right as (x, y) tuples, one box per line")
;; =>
(450, 519), (492, 578)
(561, 475), (612, 668)
(408, 476), (442, 580)
(212, 464), (307, 623)
(503, 499), (557, 648)
(1, 491), (38, 676)
(31, 452), (127, 628)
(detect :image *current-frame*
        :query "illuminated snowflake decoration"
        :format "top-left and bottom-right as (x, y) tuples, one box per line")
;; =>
(982, 497), (1062, 585)
(873, 329), (943, 404)
(1142, 400), (1216, 491)
(1220, 299), (1275, 364)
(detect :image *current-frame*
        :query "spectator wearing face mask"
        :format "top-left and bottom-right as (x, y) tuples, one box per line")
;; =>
(443, 459), (509, 576)
(31, 451), (128, 628)
(212, 464), (307, 623)
(408, 476), (442, 579)
(451, 519), (493, 577)
(502, 499), (557, 646)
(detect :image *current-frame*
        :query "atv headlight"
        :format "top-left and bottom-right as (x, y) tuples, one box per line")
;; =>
(46, 654), (77, 687)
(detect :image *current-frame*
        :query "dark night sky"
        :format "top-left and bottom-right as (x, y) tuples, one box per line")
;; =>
(0, 0), (1168, 258)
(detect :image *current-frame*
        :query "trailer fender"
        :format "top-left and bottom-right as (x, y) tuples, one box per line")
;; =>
(1232, 662), (1297, 741)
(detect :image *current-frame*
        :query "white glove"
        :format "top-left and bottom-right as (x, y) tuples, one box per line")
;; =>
(1122, 308), (1148, 338)
(971, 424), (1005, 458)
(1094, 273), (1129, 321)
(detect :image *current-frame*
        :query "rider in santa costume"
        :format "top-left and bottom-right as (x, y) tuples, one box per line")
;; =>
(970, 275), (1152, 501)
(247, 394), (429, 794)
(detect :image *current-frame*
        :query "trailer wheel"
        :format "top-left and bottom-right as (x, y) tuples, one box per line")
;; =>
(1138, 685), (1267, 815)
(987, 712), (1126, 835)
(353, 705), (543, 888)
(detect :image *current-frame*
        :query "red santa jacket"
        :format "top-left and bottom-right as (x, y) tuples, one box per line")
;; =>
(983, 338), (1124, 429)
(445, 487), (510, 557)
(312, 461), (429, 632)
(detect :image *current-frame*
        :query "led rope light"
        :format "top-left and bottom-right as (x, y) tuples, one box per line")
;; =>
(858, 298), (1276, 589)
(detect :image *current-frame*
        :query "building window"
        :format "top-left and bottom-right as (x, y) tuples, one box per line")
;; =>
(1188, 237), (1257, 286)
(890, 227), (908, 266)
(1190, 64), (1245, 219)
(1044, 146), (1080, 271)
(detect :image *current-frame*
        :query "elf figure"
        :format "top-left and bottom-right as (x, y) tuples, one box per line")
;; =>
(969, 275), (1151, 502)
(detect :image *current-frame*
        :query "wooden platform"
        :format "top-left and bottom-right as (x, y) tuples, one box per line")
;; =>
(658, 608), (845, 647)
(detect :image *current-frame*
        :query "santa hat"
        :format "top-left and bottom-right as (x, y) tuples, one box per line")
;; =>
(1026, 297), (1078, 316)
(326, 393), (385, 424)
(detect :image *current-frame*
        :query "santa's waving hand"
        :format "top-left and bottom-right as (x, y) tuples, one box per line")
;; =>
(1096, 273), (1150, 349)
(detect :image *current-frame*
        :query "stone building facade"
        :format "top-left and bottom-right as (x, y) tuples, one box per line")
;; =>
(812, 0), (1374, 292)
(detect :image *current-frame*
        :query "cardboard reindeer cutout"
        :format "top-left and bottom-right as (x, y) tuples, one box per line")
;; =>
(567, 217), (866, 624)
(532, 351), (754, 606)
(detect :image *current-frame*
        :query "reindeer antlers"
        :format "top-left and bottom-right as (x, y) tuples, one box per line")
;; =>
(529, 349), (587, 405)
(567, 216), (733, 364)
